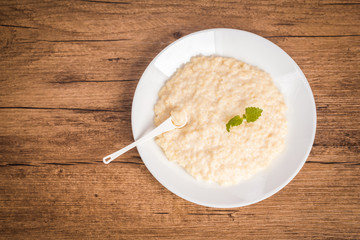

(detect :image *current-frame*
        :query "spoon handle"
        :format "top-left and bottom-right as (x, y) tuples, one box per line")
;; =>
(103, 117), (176, 164)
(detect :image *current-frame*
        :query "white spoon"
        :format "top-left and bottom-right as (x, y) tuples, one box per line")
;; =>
(103, 116), (187, 164)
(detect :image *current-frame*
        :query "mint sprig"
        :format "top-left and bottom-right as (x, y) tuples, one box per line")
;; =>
(245, 107), (263, 122)
(226, 115), (243, 132)
(226, 107), (263, 132)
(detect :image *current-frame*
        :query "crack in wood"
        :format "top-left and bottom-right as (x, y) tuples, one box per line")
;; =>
(13, 35), (360, 46)
(306, 161), (360, 165)
(265, 34), (360, 38)
(80, 0), (130, 4)
(210, 209), (235, 212)
(49, 79), (137, 84)
(107, 57), (128, 62)
(42, 39), (130, 43)
(0, 106), (125, 113)
(274, 23), (295, 26)
(188, 212), (236, 220)
(15, 39), (130, 44)
(0, 163), (36, 167)
(0, 24), (38, 29)
(116, 161), (144, 165)
(42, 162), (75, 166)
(4, 161), (357, 167)
(312, 142), (359, 147)
(320, 3), (360, 5)
(188, 213), (226, 216)
(0, 160), (144, 167)
(70, 162), (94, 165)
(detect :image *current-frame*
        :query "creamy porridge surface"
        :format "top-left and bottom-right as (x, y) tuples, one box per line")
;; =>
(154, 56), (287, 185)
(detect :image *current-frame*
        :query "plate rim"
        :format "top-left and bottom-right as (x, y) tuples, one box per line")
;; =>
(131, 28), (317, 208)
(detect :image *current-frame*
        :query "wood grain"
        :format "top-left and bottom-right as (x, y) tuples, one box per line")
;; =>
(0, 0), (359, 239)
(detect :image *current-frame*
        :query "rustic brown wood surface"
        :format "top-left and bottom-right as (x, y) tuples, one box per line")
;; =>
(0, 0), (359, 239)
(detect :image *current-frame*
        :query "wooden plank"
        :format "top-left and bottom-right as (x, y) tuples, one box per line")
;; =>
(0, 163), (359, 239)
(0, 0), (359, 239)
(1, 36), (359, 165)
(0, 108), (357, 165)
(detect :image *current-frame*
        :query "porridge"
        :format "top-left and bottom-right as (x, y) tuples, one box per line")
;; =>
(154, 56), (287, 185)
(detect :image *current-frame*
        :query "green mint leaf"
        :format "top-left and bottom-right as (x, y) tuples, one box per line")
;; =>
(226, 107), (263, 132)
(226, 115), (243, 132)
(244, 107), (263, 122)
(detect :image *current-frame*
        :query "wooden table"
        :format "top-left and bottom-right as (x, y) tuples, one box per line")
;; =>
(1, 0), (359, 239)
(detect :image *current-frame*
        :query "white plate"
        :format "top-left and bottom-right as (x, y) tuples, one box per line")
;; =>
(131, 29), (316, 208)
